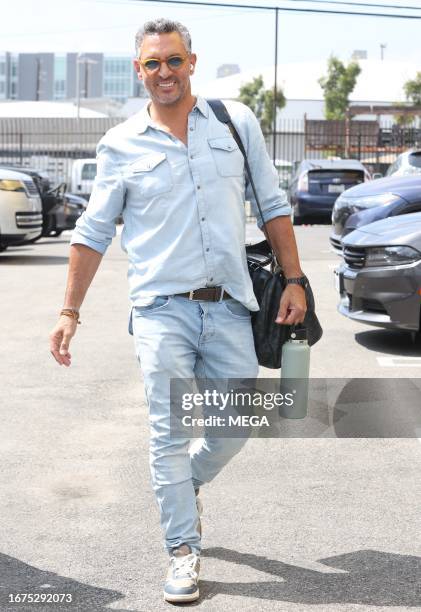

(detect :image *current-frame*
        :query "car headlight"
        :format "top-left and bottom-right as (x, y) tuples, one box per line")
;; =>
(365, 245), (421, 267)
(0, 179), (25, 192)
(334, 192), (401, 212)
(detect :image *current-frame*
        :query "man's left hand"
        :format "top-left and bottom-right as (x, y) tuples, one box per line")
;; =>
(275, 285), (307, 325)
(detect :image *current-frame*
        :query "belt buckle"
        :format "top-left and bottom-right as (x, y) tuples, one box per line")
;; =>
(189, 289), (195, 300)
(217, 287), (225, 302)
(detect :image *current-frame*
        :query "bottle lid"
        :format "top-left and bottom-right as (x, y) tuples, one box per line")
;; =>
(290, 325), (307, 341)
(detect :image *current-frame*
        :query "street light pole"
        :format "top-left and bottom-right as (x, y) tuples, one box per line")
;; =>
(273, 7), (279, 163)
(75, 54), (98, 118)
(76, 53), (81, 120)
(35, 58), (41, 101)
(380, 43), (387, 60)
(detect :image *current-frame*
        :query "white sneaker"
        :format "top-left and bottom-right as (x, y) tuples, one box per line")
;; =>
(164, 544), (200, 603)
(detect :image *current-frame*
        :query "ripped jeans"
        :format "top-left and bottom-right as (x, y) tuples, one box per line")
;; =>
(129, 294), (259, 555)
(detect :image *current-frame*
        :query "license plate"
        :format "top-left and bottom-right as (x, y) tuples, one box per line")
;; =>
(328, 184), (345, 193)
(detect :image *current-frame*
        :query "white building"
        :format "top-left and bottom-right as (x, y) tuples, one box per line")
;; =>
(0, 100), (108, 118)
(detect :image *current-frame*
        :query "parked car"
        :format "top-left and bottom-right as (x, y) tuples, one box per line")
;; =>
(385, 149), (421, 178)
(274, 159), (292, 190)
(330, 174), (421, 254)
(70, 158), (97, 199)
(289, 159), (370, 225)
(0, 165), (87, 239)
(334, 212), (421, 336)
(53, 192), (87, 236)
(0, 168), (43, 251)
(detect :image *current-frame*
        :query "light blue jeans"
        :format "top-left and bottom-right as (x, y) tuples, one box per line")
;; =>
(129, 294), (259, 556)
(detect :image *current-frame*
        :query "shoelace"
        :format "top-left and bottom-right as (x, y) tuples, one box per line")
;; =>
(172, 553), (199, 579)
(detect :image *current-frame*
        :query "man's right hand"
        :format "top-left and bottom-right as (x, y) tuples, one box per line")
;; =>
(49, 316), (79, 367)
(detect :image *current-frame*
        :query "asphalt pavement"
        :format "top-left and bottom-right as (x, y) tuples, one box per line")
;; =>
(0, 224), (420, 612)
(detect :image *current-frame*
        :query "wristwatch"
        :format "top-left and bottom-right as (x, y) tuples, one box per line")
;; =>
(285, 275), (308, 288)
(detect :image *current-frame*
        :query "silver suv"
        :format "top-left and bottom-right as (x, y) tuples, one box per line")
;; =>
(386, 149), (421, 177)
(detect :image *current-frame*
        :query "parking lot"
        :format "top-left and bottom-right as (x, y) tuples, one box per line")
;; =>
(1, 224), (420, 611)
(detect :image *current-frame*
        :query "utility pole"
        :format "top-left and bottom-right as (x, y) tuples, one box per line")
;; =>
(35, 58), (41, 101)
(76, 54), (98, 118)
(272, 7), (279, 163)
(76, 53), (81, 120)
(380, 43), (387, 60)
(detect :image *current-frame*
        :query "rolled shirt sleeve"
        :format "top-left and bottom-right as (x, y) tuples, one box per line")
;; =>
(230, 103), (291, 229)
(70, 137), (126, 254)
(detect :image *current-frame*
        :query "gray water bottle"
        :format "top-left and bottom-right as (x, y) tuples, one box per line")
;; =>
(279, 326), (310, 419)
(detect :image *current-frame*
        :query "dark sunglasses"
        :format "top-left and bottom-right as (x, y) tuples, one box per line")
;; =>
(139, 55), (187, 73)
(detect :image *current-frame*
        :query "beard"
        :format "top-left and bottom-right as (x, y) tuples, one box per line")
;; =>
(144, 78), (189, 106)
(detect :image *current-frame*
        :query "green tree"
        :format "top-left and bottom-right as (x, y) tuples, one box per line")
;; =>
(238, 75), (286, 133)
(404, 72), (421, 106)
(318, 56), (361, 120)
(393, 101), (415, 126)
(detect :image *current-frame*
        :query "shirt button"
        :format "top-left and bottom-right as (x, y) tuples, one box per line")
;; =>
(189, 126), (194, 131)
(206, 248), (210, 252)
(210, 277), (214, 281)
(190, 154), (194, 159)
(197, 185), (201, 190)
(201, 217), (205, 221)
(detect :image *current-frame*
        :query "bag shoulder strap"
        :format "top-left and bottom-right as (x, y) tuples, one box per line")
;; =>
(206, 98), (272, 250)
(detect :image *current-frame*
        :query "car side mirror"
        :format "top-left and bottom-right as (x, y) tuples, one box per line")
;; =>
(372, 173), (383, 180)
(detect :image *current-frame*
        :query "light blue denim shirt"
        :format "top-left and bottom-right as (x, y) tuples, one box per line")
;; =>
(70, 95), (291, 309)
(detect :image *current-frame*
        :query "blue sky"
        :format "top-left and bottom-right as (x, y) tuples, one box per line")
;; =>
(1, 0), (420, 87)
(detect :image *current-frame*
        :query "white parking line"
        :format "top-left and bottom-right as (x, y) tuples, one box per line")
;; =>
(328, 263), (338, 270)
(377, 356), (421, 367)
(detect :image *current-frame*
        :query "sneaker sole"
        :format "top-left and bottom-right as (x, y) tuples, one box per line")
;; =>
(163, 587), (199, 603)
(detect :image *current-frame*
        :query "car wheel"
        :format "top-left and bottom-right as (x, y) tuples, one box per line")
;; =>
(52, 230), (63, 237)
(0, 245), (8, 252)
(293, 214), (303, 226)
(411, 330), (421, 345)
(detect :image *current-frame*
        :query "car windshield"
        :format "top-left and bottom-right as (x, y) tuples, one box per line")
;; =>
(81, 163), (97, 180)
(308, 170), (364, 181)
(408, 152), (421, 168)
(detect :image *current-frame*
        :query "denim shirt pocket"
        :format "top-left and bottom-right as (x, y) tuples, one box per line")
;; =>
(208, 137), (244, 177)
(125, 152), (173, 198)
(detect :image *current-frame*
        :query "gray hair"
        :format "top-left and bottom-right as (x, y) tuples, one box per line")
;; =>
(135, 18), (192, 56)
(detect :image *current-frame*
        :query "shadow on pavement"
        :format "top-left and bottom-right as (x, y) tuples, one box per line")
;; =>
(199, 548), (421, 607)
(332, 377), (421, 438)
(0, 553), (135, 612)
(0, 255), (68, 265)
(355, 329), (421, 356)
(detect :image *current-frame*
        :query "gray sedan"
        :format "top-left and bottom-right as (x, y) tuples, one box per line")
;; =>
(334, 212), (421, 334)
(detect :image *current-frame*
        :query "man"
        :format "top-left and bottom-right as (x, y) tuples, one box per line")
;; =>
(49, 18), (307, 604)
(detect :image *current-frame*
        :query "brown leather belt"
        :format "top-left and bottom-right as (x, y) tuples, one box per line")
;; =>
(176, 287), (231, 301)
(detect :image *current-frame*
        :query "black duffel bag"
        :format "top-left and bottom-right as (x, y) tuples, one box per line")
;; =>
(246, 239), (323, 368)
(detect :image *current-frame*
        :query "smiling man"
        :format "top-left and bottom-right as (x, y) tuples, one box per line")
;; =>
(49, 18), (306, 604)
